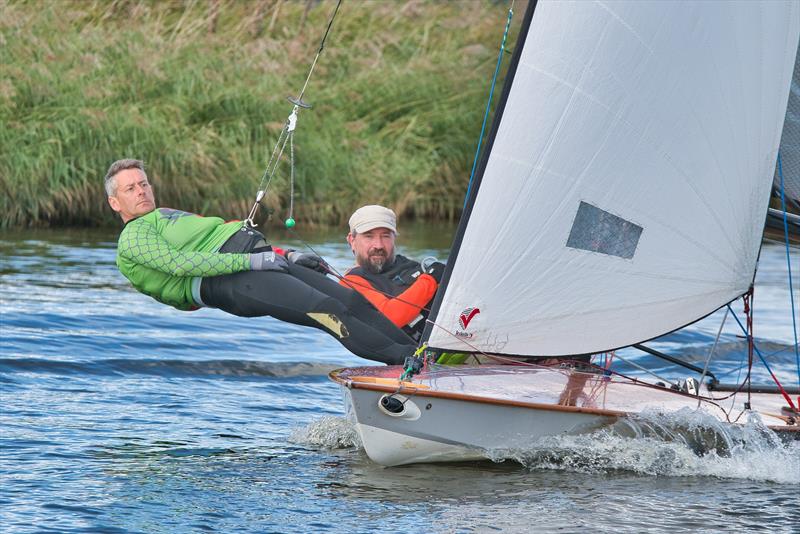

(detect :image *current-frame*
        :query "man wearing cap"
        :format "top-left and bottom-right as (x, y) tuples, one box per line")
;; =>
(105, 159), (416, 365)
(341, 205), (445, 342)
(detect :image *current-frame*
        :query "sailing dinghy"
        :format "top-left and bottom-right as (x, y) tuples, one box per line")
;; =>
(330, 0), (800, 466)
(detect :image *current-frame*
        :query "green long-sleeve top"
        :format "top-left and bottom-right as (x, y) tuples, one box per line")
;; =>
(116, 208), (250, 310)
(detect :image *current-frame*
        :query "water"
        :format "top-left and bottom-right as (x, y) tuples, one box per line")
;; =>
(1, 225), (798, 533)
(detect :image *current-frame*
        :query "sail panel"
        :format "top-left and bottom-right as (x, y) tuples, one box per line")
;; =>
(774, 37), (800, 207)
(428, 1), (800, 355)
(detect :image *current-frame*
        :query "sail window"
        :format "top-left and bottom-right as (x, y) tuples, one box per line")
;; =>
(566, 202), (643, 259)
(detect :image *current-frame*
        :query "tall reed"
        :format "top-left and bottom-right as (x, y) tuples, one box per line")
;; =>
(1, 0), (522, 228)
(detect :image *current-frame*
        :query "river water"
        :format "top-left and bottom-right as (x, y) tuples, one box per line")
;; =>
(1, 225), (798, 533)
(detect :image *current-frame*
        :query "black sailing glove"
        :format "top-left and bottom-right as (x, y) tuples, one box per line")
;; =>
(426, 262), (446, 283)
(249, 251), (289, 272)
(286, 250), (329, 274)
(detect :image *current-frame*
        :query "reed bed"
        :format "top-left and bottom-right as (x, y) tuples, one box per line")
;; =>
(1, 0), (522, 228)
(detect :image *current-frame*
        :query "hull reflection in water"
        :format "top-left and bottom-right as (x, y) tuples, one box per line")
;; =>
(331, 365), (798, 467)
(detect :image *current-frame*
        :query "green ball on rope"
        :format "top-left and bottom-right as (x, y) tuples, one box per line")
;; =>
(284, 217), (296, 229)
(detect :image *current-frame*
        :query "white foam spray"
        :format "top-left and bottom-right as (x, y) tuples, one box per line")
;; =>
(290, 416), (362, 449)
(294, 410), (797, 483)
(486, 408), (799, 484)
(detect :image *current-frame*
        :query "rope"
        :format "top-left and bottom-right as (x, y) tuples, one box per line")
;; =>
(463, 1), (515, 208)
(291, 238), (796, 417)
(423, 312), (773, 409)
(777, 153), (800, 387)
(245, 0), (343, 227)
(288, 131), (295, 223)
(715, 344), (796, 378)
(607, 351), (680, 389)
(744, 290), (754, 409)
(246, 120), (293, 226)
(296, 0), (342, 104)
(728, 303), (797, 411)
(697, 306), (728, 408)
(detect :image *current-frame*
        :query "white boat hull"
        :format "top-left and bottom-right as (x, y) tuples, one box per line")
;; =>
(342, 384), (613, 466)
(332, 365), (798, 466)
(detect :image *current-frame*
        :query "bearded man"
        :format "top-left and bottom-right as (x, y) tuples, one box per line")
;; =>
(341, 205), (445, 342)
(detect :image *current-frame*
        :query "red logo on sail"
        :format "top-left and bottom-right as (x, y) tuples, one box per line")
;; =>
(458, 307), (480, 330)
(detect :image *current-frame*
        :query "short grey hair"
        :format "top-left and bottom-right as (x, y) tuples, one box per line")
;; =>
(104, 159), (146, 197)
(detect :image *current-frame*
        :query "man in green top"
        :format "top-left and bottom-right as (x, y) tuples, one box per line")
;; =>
(106, 158), (415, 364)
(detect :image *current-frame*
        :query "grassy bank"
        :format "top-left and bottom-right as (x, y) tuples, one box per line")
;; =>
(1, 0), (523, 228)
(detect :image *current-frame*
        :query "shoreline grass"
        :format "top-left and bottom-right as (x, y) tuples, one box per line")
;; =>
(1, 0), (523, 228)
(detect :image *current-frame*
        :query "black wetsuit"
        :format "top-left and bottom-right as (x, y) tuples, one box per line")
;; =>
(200, 229), (416, 365)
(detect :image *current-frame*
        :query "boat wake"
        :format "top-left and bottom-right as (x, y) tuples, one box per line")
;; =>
(485, 408), (799, 484)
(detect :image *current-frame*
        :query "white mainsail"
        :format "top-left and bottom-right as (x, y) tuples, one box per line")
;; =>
(426, 0), (800, 356)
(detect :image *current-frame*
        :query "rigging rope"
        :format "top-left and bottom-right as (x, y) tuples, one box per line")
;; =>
(728, 303), (797, 412)
(776, 153), (800, 387)
(245, 0), (343, 228)
(697, 306), (729, 408)
(463, 1), (515, 208)
(743, 290), (754, 410)
(714, 344), (795, 379)
(606, 351), (680, 389)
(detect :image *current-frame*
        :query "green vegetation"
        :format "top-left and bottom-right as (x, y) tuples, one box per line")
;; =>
(1, 0), (522, 228)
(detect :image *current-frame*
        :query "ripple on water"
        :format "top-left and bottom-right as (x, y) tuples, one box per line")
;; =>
(0, 357), (341, 379)
(1, 230), (798, 533)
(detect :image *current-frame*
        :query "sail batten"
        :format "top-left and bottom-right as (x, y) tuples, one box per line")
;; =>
(425, 0), (800, 356)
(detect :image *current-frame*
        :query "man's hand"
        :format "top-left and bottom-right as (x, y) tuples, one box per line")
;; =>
(249, 251), (289, 272)
(426, 262), (446, 283)
(286, 250), (329, 273)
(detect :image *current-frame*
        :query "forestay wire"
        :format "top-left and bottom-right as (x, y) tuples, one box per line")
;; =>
(463, 0), (515, 209)
(245, 0), (343, 228)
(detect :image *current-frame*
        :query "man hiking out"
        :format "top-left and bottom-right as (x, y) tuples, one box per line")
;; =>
(106, 159), (415, 365)
(340, 205), (445, 342)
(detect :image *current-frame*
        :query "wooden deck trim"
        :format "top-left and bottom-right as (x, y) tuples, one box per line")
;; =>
(330, 368), (627, 418)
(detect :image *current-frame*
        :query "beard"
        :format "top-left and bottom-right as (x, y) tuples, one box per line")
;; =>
(359, 248), (395, 274)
